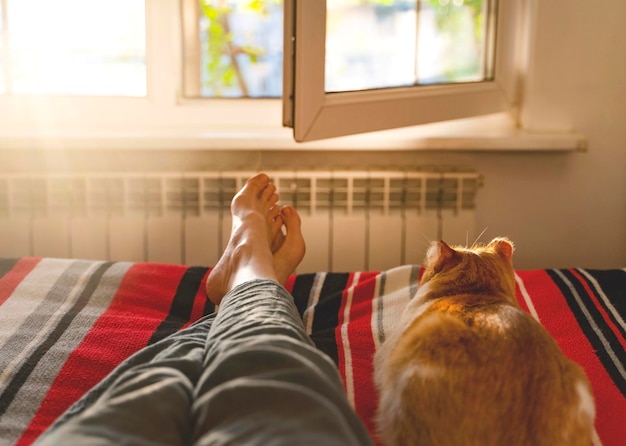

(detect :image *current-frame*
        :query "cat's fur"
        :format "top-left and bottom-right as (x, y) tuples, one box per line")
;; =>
(374, 237), (595, 446)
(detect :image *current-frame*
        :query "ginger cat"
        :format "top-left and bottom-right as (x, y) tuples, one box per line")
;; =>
(374, 238), (595, 446)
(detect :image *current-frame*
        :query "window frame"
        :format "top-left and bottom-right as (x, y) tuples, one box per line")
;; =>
(0, 0), (585, 152)
(283, 0), (522, 142)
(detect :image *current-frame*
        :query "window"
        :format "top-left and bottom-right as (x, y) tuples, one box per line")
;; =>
(0, 0), (527, 148)
(284, 0), (521, 142)
(0, 0), (146, 96)
(183, 1), (500, 98)
(182, 0), (284, 98)
(182, 1), (518, 143)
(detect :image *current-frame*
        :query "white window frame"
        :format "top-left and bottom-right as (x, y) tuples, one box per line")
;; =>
(0, 0), (585, 151)
(283, 0), (522, 142)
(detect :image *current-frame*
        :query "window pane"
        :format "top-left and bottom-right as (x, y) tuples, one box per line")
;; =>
(4, 0), (146, 96)
(324, 0), (493, 93)
(325, 0), (417, 93)
(199, 0), (283, 98)
(417, 0), (491, 84)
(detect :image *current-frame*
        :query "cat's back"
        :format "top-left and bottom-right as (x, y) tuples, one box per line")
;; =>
(374, 239), (595, 446)
(377, 294), (594, 446)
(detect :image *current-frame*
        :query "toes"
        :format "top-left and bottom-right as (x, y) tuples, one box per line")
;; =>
(269, 205), (282, 230)
(247, 173), (271, 194)
(281, 205), (302, 231)
(268, 204), (281, 221)
(260, 182), (278, 203)
(233, 174), (270, 207)
(268, 191), (279, 208)
(278, 206), (305, 256)
(251, 172), (270, 184)
(240, 174), (279, 209)
(273, 206), (305, 283)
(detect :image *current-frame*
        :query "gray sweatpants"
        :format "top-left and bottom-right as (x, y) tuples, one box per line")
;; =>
(36, 279), (373, 445)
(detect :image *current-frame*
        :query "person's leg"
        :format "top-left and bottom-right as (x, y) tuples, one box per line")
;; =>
(193, 281), (373, 446)
(35, 315), (213, 446)
(37, 173), (372, 446)
(193, 174), (373, 445)
(36, 176), (292, 446)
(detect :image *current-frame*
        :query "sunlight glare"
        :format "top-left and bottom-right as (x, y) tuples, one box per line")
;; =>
(6, 0), (145, 96)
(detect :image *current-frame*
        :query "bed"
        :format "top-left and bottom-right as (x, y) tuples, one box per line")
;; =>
(0, 257), (624, 445)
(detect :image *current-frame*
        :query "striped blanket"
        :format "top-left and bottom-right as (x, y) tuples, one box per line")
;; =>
(0, 258), (624, 445)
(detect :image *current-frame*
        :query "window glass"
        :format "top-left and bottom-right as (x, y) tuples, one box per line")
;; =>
(325, 0), (493, 93)
(2, 0), (146, 96)
(199, 0), (283, 98)
(417, 0), (491, 84)
(325, 1), (417, 92)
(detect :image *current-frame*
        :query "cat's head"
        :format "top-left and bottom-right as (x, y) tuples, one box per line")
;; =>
(420, 237), (517, 302)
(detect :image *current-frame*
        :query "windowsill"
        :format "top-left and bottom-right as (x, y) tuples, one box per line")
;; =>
(0, 114), (587, 152)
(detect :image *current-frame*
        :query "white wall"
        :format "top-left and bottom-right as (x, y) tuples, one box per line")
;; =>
(477, 0), (626, 268)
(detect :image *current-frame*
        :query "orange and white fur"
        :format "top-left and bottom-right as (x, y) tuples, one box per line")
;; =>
(374, 238), (595, 446)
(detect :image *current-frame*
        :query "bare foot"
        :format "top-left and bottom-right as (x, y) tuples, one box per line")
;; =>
(205, 173), (276, 304)
(205, 174), (304, 305)
(273, 205), (305, 284)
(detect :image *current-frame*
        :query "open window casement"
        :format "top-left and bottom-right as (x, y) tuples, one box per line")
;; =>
(283, 0), (522, 143)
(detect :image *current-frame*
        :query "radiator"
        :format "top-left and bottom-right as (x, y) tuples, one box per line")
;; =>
(0, 171), (481, 273)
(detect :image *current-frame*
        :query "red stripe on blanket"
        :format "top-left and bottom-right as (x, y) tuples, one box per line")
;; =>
(284, 274), (297, 293)
(347, 272), (379, 439)
(17, 262), (187, 445)
(0, 258), (41, 307)
(517, 270), (626, 444)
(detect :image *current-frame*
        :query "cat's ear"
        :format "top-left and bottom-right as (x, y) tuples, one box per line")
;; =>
(427, 240), (460, 273)
(489, 237), (515, 261)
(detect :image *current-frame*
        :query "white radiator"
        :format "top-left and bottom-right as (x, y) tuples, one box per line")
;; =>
(0, 171), (481, 273)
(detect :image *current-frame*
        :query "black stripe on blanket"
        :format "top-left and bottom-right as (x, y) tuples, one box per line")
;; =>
(148, 266), (209, 345)
(0, 261), (114, 417)
(548, 269), (626, 398)
(291, 273), (317, 318)
(580, 269), (626, 340)
(309, 273), (350, 366)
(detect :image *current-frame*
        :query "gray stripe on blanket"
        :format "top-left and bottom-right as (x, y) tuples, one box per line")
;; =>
(0, 260), (131, 444)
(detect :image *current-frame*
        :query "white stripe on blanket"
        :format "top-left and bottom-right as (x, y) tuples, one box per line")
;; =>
(371, 265), (417, 351)
(515, 273), (540, 322)
(0, 259), (74, 351)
